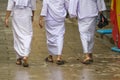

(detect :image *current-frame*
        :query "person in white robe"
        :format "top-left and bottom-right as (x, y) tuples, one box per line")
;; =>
(68, 0), (106, 64)
(5, 0), (36, 67)
(39, 0), (68, 65)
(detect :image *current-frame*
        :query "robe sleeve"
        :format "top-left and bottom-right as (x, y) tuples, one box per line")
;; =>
(64, 0), (69, 10)
(40, 0), (48, 17)
(68, 0), (78, 18)
(31, 0), (36, 10)
(7, 0), (14, 11)
(97, 0), (106, 11)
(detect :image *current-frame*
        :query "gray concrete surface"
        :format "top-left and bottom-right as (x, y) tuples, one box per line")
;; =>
(1, 0), (120, 80)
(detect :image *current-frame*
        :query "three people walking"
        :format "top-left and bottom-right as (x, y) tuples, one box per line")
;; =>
(5, 0), (106, 66)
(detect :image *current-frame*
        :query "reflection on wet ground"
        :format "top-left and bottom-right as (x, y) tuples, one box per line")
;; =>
(48, 65), (64, 80)
(15, 69), (30, 80)
(1, 0), (120, 80)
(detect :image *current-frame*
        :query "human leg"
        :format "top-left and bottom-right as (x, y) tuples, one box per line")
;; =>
(22, 56), (29, 67)
(78, 17), (96, 64)
(56, 55), (64, 65)
(45, 20), (65, 65)
(12, 16), (33, 67)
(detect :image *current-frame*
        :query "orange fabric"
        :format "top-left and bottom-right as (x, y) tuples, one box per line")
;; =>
(116, 0), (120, 32)
(110, 0), (120, 48)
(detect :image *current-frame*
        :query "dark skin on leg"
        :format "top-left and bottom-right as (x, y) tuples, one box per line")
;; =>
(82, 53), (93, 64)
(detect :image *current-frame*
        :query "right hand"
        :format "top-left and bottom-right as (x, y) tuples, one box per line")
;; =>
(5, 18), (9, 28)
(39, 17), (44, 28)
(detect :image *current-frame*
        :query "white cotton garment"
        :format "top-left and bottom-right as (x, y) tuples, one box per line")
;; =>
(40, 0), (67, 22)
(14, 0), (29, 8)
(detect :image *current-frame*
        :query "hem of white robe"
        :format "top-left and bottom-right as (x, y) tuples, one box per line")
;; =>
(49, 53), (62, 56)
(14, 46), (30, 57)
(83, 51), (92, 54)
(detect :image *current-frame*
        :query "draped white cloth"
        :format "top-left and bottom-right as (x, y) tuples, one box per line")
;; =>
(68, 0), (106, 19)
(68, 0), (106, 53)
(45, 21), (65, 55)
(68, 0), (78, 18)
(40, 0), (68, 22)
(78, 17), (97, 53)
(12, 15), (33, 57)
(40, 0), (67, 55)
(14, 0), (30, 8)
(7, 0), (36, 58)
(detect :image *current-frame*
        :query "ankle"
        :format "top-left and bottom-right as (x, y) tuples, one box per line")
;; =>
(86, 54), (92, 59)
(57, 55), (62, 61)
(49, 55), (52, 58)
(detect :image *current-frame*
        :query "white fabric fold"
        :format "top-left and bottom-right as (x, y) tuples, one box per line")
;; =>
(14, 0), (29, 8)
(68, 0), (78, 18)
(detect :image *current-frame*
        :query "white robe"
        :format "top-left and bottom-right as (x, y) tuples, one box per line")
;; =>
(45, 20), (65, 55)
(40, 0), (68, 55)
(14, 0), (29, 8)
(68, 0), (106, 53)
(41, 0), (68, 22)
(78, 17), (97, 53)
(68, 0), (106, 19)
(7, 0), (36, 58)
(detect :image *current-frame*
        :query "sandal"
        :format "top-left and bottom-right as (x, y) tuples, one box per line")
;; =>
(56, 60), (64, 65)
(45, 57), (53, 63)
(16, 58), (22, 65)
(23, 57), (29, 67)
(81, 59), (93, 64)
(23, 63), (29, 67)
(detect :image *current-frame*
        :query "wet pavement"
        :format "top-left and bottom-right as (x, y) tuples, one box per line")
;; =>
(1, 0), (120, 80)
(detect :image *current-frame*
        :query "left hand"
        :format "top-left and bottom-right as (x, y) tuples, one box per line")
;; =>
(32, 16), (34, 22)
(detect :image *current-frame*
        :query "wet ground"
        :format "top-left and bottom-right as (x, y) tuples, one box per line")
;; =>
(1, 0), (120, 80)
